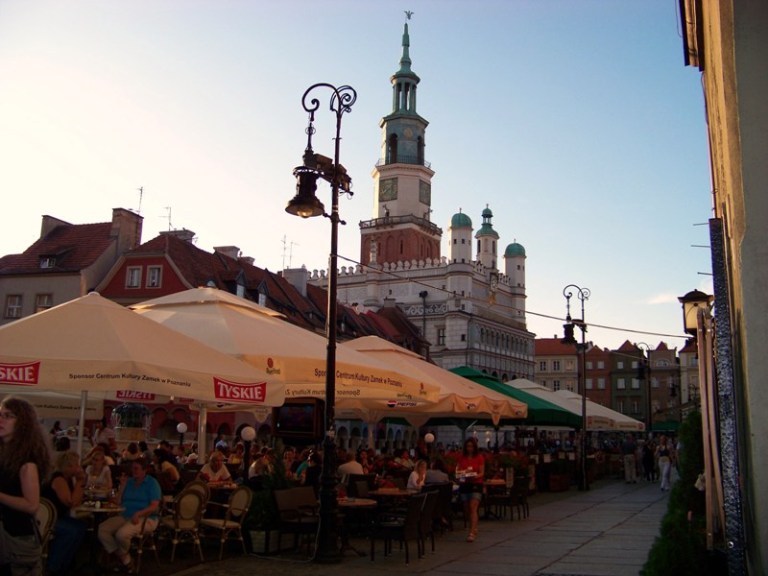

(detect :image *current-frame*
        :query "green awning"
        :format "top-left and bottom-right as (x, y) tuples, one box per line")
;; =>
(651, 420), (681, 432)
(450, 366), (582, 429)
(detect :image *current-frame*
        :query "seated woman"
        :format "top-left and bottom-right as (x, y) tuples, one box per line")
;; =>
(197, 450), (231, 483)
(407, 459), (428, 491)
(84, 446), (113, 493)
(97, 459), (161, 573)
(42, 451), (88, 576)
(228, 443), (244, 467)
(153, 448), (181, 494)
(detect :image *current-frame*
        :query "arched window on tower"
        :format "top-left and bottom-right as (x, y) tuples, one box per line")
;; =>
(387, 134), (398, 164)
(399, 239), (404, 254)
(417, 136), (424, 165)
(477, 239), (481, 253)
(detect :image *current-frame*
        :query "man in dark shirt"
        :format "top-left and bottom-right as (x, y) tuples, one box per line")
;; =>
(622, 435), (638, 483)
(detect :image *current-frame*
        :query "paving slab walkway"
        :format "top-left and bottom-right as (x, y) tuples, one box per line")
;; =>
(171, 478), (669, 576)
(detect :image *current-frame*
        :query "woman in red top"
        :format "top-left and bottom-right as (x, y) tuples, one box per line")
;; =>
(456, 437), (484, 542)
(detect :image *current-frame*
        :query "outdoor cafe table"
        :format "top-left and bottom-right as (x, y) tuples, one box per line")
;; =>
(337, 498), (378, 556)
(482, 478), (508, 520)
(368, 488), (415, 498)
(75, 502), (126, 568)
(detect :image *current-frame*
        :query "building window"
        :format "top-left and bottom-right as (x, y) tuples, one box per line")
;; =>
(553, 380), (561, 391)
(618, 400), (625, 414)
(632, 401), (639, 414)
(437, 328), (446, 346)
(617, 378), (626, 389)
(4, 295), (22, 318)
(631, 378), (640, 389)
(460, 334), (466, 342)
(617, 361), (624, 369)
(538, 361), (546, 372)
(552, 360), (561, 371)
(597, 377), (606, 390)
(566, 381), (574, 392)
(585, 378), (593, 390)
(126, 266), (142, 288)
(651, 377), (659, 388)
(39, 257), (56, 269)
(597, 360), (605, 369)
(585, 361), (593, 369)
(146, 266), (162, 288)
(631, 361), (639, 369)
(35, 294), (53, 313)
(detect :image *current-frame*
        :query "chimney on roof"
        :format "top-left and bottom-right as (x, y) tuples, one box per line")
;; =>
(111, 208), (143, 254)
(214, 246), (241, 260)
(239, 256), (255, 266)
(159, 228), (195, 243)
(40, 215), (71, 239)
(282, 266), (308, 297)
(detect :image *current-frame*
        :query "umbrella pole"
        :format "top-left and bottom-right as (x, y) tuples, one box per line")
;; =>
(198, 404), (207, 458)
(76, 390), (87, 457)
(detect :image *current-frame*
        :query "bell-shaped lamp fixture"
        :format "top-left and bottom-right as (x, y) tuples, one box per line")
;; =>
(561, 321), (577, 346)
(286, 166), (324, 218)
(677, 289), (714, 336)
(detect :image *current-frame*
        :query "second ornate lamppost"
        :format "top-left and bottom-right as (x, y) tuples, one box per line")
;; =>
(561, 284), (590, 491)
(286, 82), (356, 562)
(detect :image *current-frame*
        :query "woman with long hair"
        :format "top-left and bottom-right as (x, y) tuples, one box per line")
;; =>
(0, 396), (51, 576)
(456, 437), (484, 542)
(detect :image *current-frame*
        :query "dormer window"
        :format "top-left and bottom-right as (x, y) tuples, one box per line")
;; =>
(40, 257), (56, 269)
(146, 266), (162, 288)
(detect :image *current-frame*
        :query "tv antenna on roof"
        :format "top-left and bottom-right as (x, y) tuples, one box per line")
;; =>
(163, 206), (173, 231)
(136, 186), (144, 214)
(281, 235), (299, 270)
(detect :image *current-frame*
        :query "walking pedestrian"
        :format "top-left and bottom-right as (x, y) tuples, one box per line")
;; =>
(621, 434), (638, 483)
(657, 435), (674, 491)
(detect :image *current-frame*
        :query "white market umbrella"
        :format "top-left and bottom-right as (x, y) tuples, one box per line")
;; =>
(131, 288), (439, 414)
(343, 335), (528, 428)
(510, 379), (627, 431)
(554, 389), (645, 432)
(0, 292), (286, 451)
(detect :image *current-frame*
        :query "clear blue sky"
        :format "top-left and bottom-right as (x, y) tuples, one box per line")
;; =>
(0, 0), (713, 350)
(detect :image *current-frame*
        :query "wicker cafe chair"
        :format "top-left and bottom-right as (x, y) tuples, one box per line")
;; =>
(129, 515), (160, 574)
(36, 497), (57, 575)
(158, 490), (205, 562)
(200, 485), (253, 560)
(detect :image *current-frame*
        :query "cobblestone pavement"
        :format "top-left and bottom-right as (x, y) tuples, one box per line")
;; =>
(159, 478), (668, 576)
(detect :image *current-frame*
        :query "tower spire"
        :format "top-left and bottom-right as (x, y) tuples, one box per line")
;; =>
(399, 22), (412, 74)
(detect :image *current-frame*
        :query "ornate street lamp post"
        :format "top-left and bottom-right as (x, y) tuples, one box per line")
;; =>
(561, 284), (590, 491)
(176, 422), (187, 450)
(636, 342), (653, 433)
(286, 82), (357, 562)
(240, 425), (256, 479)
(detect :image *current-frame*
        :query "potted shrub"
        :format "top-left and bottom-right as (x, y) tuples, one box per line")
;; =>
(243, 458), (291, 555)
(548, 457), (571, 492)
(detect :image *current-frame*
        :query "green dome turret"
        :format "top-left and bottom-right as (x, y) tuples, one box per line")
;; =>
(504, 242), (526, 258)
(451, 210), (472, 228)
(474, 205), (499, 239)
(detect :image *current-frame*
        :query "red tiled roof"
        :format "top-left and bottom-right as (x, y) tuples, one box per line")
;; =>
(119, 233), (423, 346)
(616, 340), (638, 352)
(0, 222), (113, 275)
(534, 338), (578, 355)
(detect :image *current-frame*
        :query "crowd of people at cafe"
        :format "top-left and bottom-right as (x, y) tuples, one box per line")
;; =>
(0, 396), (678, 576)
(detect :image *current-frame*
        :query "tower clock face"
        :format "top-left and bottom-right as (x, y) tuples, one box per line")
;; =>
(419, 181), (431, 205)
(379, 178), (398, 201)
